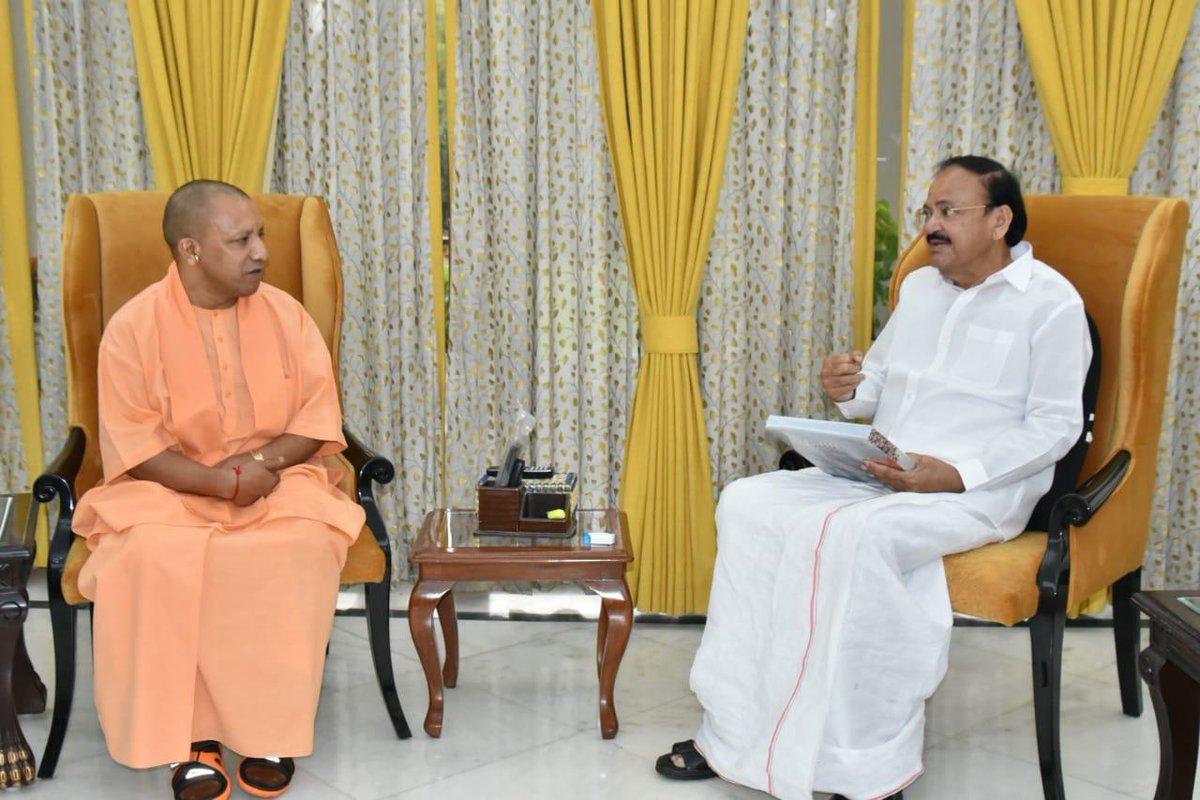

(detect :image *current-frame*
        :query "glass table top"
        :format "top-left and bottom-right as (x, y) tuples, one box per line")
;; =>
(428, 508), (623, 553)
(0, 493), (36, 556)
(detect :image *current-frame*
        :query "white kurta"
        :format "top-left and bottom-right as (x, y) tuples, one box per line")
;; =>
(691, 243), (1090, 799)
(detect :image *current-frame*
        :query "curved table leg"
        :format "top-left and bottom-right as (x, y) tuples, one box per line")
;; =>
(409, 579), (455, 737)
(585, 578), (633, 739)
(437, 591), (459, 688)
(0, 585), (35, 786)
(596, 600), (609, 681)
(12, 632), (45, 716)
(1142, 644), (1200, 800)
(12, 552), (44, 717)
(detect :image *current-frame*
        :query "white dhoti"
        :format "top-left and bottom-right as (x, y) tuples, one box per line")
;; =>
(692, 468), (1003, 799)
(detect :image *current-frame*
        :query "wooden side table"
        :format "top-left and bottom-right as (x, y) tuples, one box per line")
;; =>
(0, 493), (47, 788)
(409, 508), (633, 739)
(1134, 590), (1200, 800)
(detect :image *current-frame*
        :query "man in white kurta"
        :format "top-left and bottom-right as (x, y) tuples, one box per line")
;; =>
(664, 157), (1091, 799)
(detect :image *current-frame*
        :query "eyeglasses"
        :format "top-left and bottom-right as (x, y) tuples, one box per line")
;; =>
(914, 203), (992, 227)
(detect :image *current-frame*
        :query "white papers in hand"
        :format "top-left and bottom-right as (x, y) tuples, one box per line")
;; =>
(765, 415), (916, 484)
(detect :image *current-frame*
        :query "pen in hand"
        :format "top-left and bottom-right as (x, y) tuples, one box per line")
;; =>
(820, 351), (865, 402)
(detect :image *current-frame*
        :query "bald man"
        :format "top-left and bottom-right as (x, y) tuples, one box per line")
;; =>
(73, 180), (362, 799)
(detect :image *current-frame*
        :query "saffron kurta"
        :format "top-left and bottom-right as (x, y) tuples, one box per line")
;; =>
(691, 244), (1091, 799)
(73, 264), (364, 768)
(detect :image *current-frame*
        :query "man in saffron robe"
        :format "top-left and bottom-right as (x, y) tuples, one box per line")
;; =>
(72, 180), (364, 800)
(656, 157), (1091, 799)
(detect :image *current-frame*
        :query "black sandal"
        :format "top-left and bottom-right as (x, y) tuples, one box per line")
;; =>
(237, 756), (295, 798)
(170, 741), (231, 800)
(655, 739), (716, 780)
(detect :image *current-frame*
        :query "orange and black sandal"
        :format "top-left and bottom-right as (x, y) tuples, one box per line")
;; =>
(237, 756), (295, 798)
(170, 740), (231, 800)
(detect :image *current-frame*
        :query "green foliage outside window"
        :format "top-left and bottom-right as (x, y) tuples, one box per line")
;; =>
(873, 199), (899, 339)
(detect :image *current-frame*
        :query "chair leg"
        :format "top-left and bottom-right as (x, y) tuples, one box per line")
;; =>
(1112, 567), (1143, 717)
(364, 579), (412, 739)
(38, 593), (78, 779)
(1030, 597), (1068, 800)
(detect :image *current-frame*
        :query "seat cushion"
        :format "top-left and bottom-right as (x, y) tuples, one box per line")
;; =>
(944, 532), (1048, 626)
(62, 538), (90, 607)
(341, 529), (387, 585)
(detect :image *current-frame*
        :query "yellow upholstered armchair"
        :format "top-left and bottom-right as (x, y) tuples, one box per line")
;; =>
(781, 194), (1188, 800)
(905, 194), (1188, 800)
(31, 192), (412, 779)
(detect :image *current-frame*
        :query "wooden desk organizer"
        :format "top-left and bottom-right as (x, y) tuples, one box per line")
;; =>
(477, 473), (576, 536)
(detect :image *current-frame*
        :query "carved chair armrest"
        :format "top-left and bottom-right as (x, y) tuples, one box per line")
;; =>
(1036, 449), (1132, 600)
(32, 427), (87, 580)
(341, 425), (396, 552)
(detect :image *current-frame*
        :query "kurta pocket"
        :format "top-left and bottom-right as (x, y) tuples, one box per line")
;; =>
(950, 325), (1015, 387)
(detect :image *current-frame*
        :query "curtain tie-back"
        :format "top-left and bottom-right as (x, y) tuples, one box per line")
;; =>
(1062, 176), (1129, 197)
(641, 314), (698, 354)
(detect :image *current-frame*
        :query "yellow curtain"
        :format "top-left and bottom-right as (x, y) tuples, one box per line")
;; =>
(1, 2), (46, 563)
(126, 0), (291, 192)
(426, 0), (449, 506)
(1016, 0), (1198, 196)
(854, 0), (879, 351)
(592, 0), (749, 614)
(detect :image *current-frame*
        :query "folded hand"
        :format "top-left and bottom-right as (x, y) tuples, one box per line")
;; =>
(227, 455), (287, 505)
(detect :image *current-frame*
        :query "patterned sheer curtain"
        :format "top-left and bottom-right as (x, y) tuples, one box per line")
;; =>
(0, 279), (23, 491)
(445, 0), (634, 508)
(1134, 12), (1200, 590)
(701, 0), (866, 487)
(273, 0), (440, 574)
(30, 0), (153, 454)
(902, 0), (1058, 245)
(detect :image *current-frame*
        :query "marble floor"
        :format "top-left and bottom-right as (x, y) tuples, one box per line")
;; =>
(9, 583), (1182, 799)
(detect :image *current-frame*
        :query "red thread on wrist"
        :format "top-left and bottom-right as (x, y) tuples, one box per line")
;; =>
(231, 465), (242, 502)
